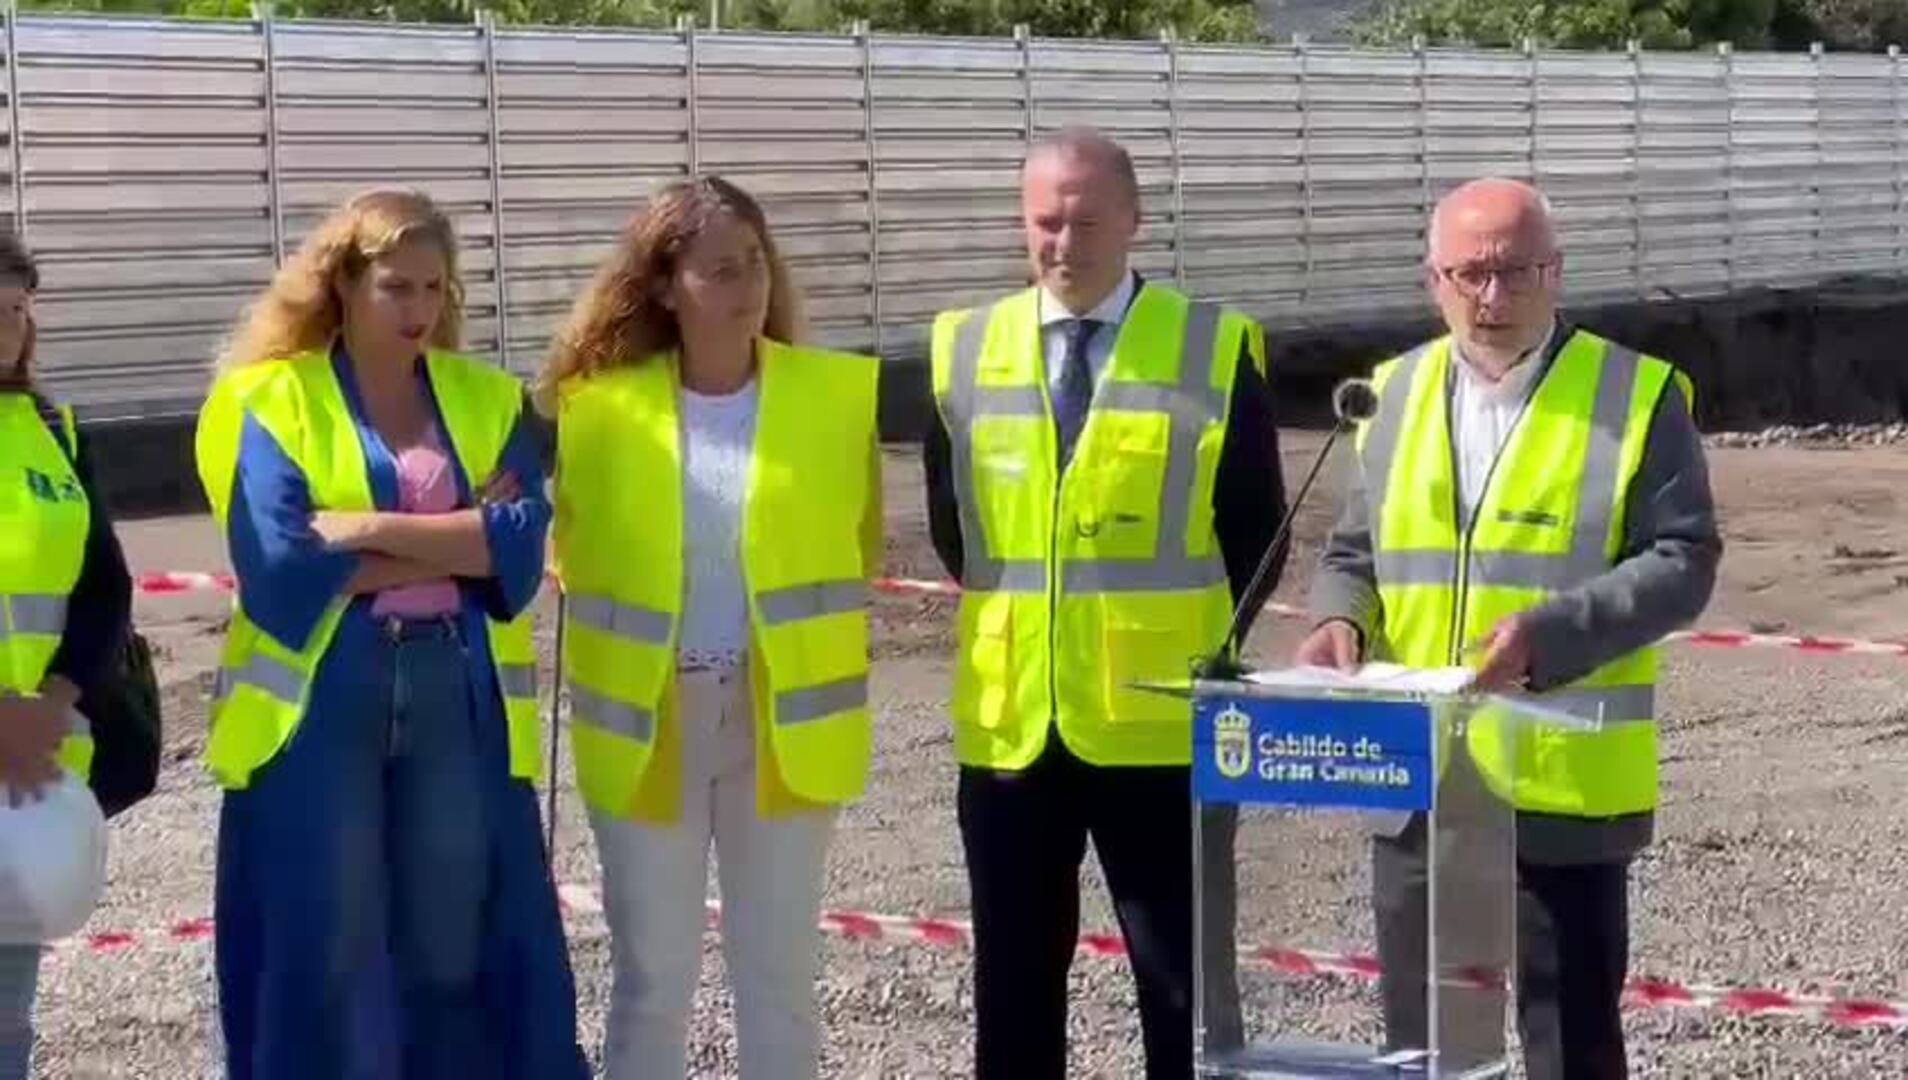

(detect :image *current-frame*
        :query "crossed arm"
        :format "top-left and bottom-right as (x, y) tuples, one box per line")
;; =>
(225, 410), (552, 650)
(312, 469), (518, 589)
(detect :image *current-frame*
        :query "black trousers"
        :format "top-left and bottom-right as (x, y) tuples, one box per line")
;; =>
(958, 737), (1238, 1080)
(1373, 819), (1633, 1080)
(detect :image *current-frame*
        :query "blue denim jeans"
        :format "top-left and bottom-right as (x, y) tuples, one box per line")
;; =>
(0, 945), (36, 1080)
(216, 611), (585, 1080)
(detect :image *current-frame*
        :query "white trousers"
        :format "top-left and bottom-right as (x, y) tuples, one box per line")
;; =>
(590, 668), (838, 1080)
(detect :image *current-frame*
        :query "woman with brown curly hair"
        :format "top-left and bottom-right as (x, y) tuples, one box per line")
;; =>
(540, 175), (881, 1079)
(0, 232), (130, 1080)
(194, 189), (586, 1080)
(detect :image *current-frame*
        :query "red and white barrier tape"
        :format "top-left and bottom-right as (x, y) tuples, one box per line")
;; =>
(134, 571), (235, 595)
(873, 576), (1908, 659)
(138, 570), (1908, 660)
(53, 885), (1908, 1030)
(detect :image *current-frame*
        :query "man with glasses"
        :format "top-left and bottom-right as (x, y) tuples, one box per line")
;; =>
(1293, 177), (1721, 1079)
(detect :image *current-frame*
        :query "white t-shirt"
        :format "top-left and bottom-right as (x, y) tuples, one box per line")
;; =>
(677, 378), (759, 672)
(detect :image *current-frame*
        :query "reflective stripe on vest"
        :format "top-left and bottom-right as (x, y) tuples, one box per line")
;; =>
(932, 284), (1255, 770)
(779, 674), (869, 726)
(569, 680), (655, 742)
(941, 292), (1230, 595)
(215, 648), (539, 709)
(0, 591), (93, 778)
(196, 349), (544, 790)
(1362, 336), (1644, 604)
(0, 395), (93, 780)
(568, 593), (674, 645)
(757, 578), (872, 726)
(556, 340), (879, 818)
(2, 594), (68, 637)
(757, 580), (868, 625)
(1359, 331), (1680, 812)
(497, 663), (537, 700)
(212, 650), (306, 706)
(10, 594), (65, 634)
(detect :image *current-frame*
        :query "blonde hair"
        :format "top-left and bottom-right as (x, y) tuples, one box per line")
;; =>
(535, 175), (804, 414)
(215, 188), (464, 372)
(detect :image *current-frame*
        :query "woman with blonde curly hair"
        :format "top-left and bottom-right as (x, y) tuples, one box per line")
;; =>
(194, 188), (586, 1080)
(540, 175), (882, 1079)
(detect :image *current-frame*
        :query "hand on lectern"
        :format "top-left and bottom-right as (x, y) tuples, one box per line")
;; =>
(1293, 619), (1361, 672)
(1467, 615), (1534, 691)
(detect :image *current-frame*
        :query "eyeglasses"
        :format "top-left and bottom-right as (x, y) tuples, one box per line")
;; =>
(1431, 261), (1556, 299)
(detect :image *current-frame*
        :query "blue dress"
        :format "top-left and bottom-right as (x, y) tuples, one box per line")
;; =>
(211, 349), (587, 1080)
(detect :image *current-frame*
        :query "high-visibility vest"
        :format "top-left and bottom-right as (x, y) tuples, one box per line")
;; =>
(1357, 329), (1692, 819)
(553, 340), (879, 819)
(0, 394), (93, 778)
(193, 349), (543, 791)
(930, 283), (1262, 770)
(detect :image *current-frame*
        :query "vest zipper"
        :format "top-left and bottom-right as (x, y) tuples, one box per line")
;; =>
(1045, 355), (1072, 739)
(1444, 347), (1547, 665)
(1041, 293), (1131, 742)
(1444, 407), (1468, 666)
(1044, 326), (1086, 741)
(1047, 461), (1064, 734)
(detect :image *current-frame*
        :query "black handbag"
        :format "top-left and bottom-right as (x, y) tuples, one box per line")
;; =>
(77, 627), (162, 819)
(39, 398), (163, 818)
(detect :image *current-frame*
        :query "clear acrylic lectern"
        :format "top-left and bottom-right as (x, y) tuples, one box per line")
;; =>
(1191, 668), (1584, 1079)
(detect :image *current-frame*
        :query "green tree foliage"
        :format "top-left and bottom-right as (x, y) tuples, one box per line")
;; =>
(1352, 0), (1782, 49)
(22, 0), (1263, 39)
(1353, 0), (1908, 50)
(1774, 0), (1908, 49)
(823, 0), (1260, 39)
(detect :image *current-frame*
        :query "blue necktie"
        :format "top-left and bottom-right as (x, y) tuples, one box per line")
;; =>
(1054, 318), (1100, 466)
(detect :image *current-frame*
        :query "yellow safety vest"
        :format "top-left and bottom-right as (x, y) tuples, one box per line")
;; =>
(0, 394), (93, 778)
(930, 283), (1263, 770)
(193, 349), (543, 791)
(1357, 329), (1692, 819)
(553, 340), (879, 820)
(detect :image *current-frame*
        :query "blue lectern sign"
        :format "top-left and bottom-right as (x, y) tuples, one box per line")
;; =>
(1192, 693), (1436, 811)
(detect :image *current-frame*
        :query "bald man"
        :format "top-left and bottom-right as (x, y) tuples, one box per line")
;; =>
(924, 127), (1287, 1078)
(1295, 178), (1721, 1079)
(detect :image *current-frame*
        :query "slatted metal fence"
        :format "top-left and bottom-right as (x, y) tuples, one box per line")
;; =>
(4, 11), (1904, 418)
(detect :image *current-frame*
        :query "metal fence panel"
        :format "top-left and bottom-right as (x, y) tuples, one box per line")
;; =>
(6, 11), (1907, 418)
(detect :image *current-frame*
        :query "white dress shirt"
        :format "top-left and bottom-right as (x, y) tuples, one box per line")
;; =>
(1449, 323), (1556, 517)
(1039, 270), (1137, 400)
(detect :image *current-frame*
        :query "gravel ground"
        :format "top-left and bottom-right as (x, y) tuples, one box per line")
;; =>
(1706, 422), (1908, 449)
(28, 435), (1908, 1078)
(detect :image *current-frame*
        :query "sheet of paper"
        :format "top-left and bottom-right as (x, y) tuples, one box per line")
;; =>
(1243, 662), (1474, 695)
(1240, 664), (1602, 731)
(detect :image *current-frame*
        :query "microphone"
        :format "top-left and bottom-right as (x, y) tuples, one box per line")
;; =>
(1194, 376), (1380, 682)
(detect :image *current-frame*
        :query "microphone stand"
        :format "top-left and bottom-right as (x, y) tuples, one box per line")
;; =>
(1194, 378), (1379, 682)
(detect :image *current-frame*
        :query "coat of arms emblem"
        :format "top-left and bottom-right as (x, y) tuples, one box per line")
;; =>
(1213, 705), (1252, 780)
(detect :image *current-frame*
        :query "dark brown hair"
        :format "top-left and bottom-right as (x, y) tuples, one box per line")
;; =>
(0, 231), (40, 392)
(534, 175), (805, 414)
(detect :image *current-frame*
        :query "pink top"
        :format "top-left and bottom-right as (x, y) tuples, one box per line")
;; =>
(369, 427), (462, 619)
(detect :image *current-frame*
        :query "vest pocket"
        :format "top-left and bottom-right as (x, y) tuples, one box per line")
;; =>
(1100, 614), (1183, 725)
(957, 599), (1014, 731)
(1068, 418), (1168, 561)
